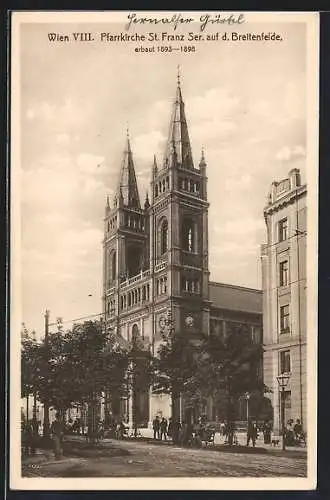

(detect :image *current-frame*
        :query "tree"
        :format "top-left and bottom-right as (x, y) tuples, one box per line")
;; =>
(21, 319), (130, 436)
(196, 322), (266, 430)
(40, 320), (130, 433)
(21, 326), (44, 419)
(151, 323), (198, 423)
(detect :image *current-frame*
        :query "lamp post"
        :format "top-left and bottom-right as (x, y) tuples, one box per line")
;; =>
(276, 372), (291, 451)
(245, 392), (250, 422)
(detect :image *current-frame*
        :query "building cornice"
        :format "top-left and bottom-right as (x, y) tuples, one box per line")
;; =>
(264, 184), (307, 216)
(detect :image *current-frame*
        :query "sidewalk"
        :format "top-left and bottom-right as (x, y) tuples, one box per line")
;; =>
(137, 428), (307, 454)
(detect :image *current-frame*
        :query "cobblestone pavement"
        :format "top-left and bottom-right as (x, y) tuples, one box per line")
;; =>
(22, 438), (307, 478)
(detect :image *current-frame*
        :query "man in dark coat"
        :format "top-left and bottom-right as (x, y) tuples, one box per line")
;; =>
(152, 415), (160, 439)
(246, 419), (258, 447)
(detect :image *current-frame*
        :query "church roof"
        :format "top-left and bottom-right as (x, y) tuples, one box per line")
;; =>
(209, 281), (262, 315)
(115, 134), (141, 208)
(163, 77), (194, 170)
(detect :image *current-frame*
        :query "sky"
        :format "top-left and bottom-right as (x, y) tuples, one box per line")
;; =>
(17, 18), (308, 335)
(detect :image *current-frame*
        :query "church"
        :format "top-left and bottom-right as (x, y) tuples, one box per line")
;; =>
(102, 76), (263, 427)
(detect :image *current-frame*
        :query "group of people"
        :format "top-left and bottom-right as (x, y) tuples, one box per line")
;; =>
(21, 418), (40, 456)
(285, 418), (304, 446)
(152, 416), (170, 440)
(152, 415), (214, 447)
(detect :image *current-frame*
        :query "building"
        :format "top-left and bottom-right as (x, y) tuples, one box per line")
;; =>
(261, 169), (307, 433)
(102, 77), (262, 427)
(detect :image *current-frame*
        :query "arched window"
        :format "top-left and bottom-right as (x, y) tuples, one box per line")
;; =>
(160, 219), (168, 255)
(111, 251), (116, 281)
(132, 324), (140, 344)
(182, 219), (196, 253)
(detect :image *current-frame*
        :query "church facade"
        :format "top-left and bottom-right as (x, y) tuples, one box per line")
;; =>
(102, 78), (263, 427)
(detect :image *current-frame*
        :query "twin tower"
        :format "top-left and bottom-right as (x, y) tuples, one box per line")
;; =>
(103, 78), (210, 387)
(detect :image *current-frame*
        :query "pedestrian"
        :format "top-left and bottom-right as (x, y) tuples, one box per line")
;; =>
(167, 417), (173, 439)
(263, 420), (272, 444)
(293, 419), (303, 440)
(50, 412), (64, 460)
(160, 417), (168, 440)
(285, 419), (295, 446)
(172, 420), (181, 444)
(246, 418), (258, 447)
(22, 420), (34, 456)
(219, 420), (225, 436)
(152, 415), (160, 440)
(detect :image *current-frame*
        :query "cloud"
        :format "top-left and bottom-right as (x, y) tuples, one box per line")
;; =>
(188, 87), (241, 123)
(26, 108), (36, 120)
(275, 145), (306, 162)
(224, 174), (252, 191)
(56, 133), (71, 145)
(210, 240), (258, 257)
(214, 217), (264, 237)
(133, 131), (165, 162)
(76, 153), (106, 175)
(191, 119), (237, 143)
(24, 98), (90, 130)
(251, 75), (305, 128)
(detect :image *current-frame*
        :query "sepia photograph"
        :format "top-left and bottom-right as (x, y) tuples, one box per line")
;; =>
(10, 10), (318, 490)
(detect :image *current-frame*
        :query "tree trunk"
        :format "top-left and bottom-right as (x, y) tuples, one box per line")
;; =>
(26, 395), (29, 421)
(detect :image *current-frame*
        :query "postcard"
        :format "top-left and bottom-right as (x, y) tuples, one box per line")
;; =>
(10, 10), (318, 491)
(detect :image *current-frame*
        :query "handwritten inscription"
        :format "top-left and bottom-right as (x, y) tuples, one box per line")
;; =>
(125, 13), (245, 32)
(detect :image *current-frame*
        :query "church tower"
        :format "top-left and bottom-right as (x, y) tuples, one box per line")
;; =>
(103, 132), (150, 326)
(150, 73), (210, 344)
(102, 73), (210, 426)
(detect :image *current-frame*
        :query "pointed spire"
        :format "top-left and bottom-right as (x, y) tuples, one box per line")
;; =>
(199, 147), (206, 168)
(144, 191), (150, 210)
(105, 194), (110, 214)
(118, 186), (124, 206)
(163, 69), (194, 170)
(114, 131), (141, 208)
(152, 154), (158, 176)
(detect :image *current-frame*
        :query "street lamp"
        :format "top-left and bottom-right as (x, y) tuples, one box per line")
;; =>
(276, 372), (291, 451)
(245, 392), (250, 422)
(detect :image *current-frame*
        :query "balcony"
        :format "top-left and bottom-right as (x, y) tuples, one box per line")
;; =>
(120, 269), (150, 289)
(154, 260), (167, 273)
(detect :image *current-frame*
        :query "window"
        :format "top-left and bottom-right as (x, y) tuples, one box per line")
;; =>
(111, 251), (116, 281)
(182, 219), (197, 253)
(280, 350), (291, 374)
(279, 260), (289, 287)
(278, 218), (288, 242)
(160, 219), (168, 254)
(188, 228), (193, 252)
(280, 304), (290, 333)
(132, 324), (140, 344)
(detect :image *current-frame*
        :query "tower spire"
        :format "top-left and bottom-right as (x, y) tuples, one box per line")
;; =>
(114, 130), (141, 208)
(163, 69), (194, 170)
(199, 147), (206, 168)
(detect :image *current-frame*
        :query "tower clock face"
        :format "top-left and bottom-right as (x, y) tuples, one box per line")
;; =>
(185, 315), (194, 327)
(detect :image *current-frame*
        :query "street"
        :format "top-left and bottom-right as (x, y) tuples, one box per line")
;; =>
(22, 437), (307, 478)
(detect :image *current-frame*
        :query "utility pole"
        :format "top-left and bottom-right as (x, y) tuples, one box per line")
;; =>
(43, 309), (50, 439)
